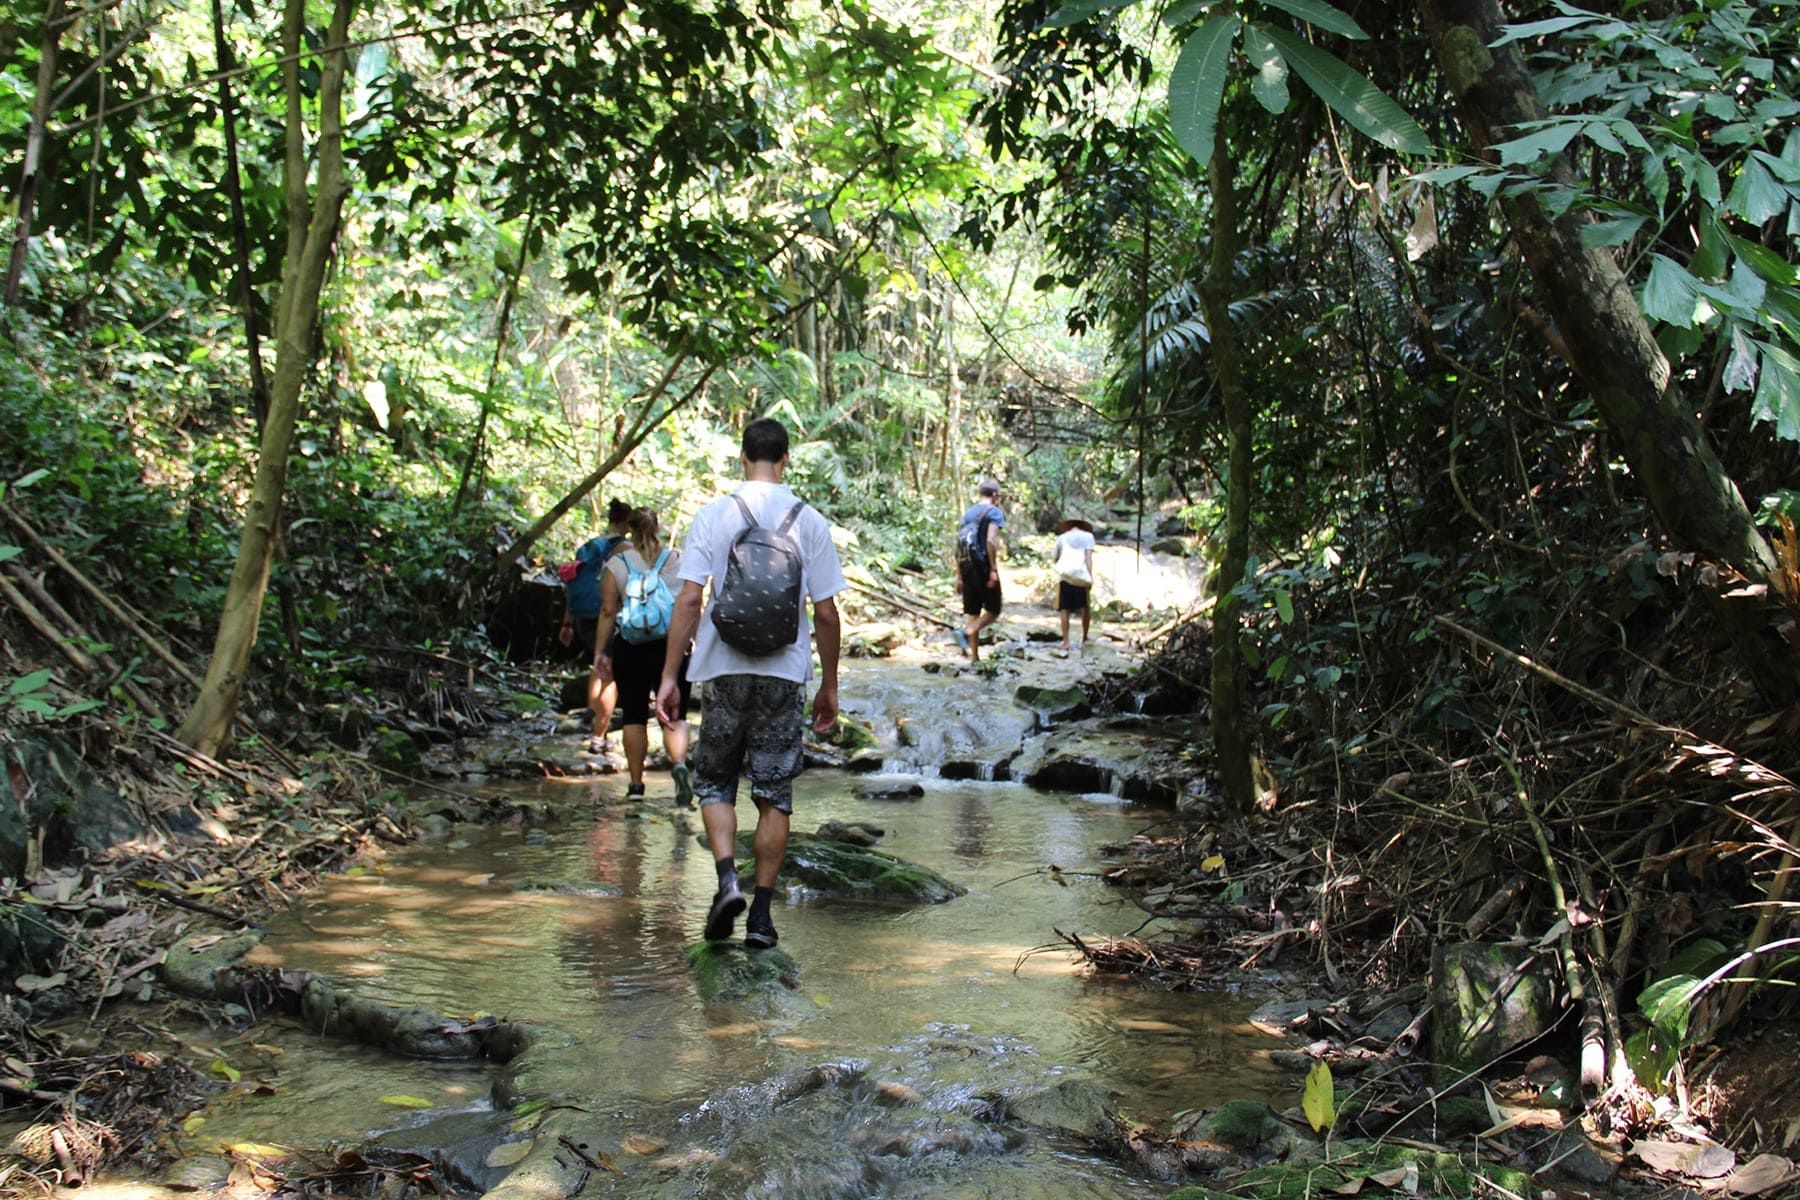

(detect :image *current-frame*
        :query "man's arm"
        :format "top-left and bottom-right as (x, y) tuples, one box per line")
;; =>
(810, 595), (841, 732)
(654, 581), (705, 725)
(986, 519), (1002, 586)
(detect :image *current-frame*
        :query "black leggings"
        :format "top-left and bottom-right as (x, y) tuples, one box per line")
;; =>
(612, 637), (691, 725)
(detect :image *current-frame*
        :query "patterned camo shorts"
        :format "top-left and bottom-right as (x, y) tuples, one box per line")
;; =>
(690, 674), (806, 814)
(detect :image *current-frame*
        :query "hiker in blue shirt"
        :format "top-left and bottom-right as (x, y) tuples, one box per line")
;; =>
(954, 478), (1006, 661)
(559, 498), (631, 755)
(592, 506), (694, 807)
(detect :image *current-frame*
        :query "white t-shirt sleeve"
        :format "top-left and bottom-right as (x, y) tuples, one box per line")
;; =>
(803, 511), (847, 604)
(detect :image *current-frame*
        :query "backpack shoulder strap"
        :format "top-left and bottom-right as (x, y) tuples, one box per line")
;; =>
(651, 547), (671, 573)
(729, 493), (756, 529)
(775, 501), (806, 537)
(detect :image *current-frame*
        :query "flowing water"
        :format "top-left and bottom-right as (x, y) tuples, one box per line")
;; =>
(176, 659), (1288, 1197)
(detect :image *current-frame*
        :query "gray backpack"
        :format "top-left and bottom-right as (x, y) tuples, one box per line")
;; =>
(710, 493), (808, 656)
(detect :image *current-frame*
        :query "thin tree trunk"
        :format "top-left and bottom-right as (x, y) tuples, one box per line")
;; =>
(453, 205), (537, 518)
(211, 0), (270, 427)
(4, 0), (68, 307)
(177, 0), (356, 756)
(1416, 0), (1800, 704)
(1200, 151), (1256, 814)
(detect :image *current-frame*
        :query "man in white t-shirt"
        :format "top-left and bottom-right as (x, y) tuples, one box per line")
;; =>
(656, 418), (846, 950)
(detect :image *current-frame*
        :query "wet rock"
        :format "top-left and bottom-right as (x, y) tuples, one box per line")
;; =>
(1359, 1000), (1416, 1044)
(161, 930), (266, 997)
(728, 833), (965, 904)
(1248, 997), (1329, 1037)
(814, 820), (883, 847)
(1008, 722), (1188, 804)
(1002, 1078), (1117, 1141)
(1429, 941), (1558, 1076)
(1150, 536), (1190, 556)
(0, 733), (153, 881)
(556, 674), (590, 711)
(853, 776), (925, 801)
(845, 752), (886, 773)
(844, 622), (906, 657)
(865, 1080), (926, 1107)
(510, 879), (623, 897)
(299, 978), (523, 1059)
(685, 942), (803, 1005)
(1014, 683), (1091, 724)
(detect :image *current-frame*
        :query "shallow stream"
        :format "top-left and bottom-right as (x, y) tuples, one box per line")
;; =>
(178, 657), (1287, 1197)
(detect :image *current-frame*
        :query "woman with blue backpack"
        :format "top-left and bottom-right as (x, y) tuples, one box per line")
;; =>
(592, 507), (695, 806)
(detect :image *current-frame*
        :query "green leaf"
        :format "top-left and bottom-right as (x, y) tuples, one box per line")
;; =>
(1725, 329), (1760, 394)
(8, 669), (53, 696)
(1492, 14), (1603, 46)
(1041, 0), (1134, 28)
(1579, 215), (1647, 248)
(379, 1094), (436, 1108)
(1753, 341), (1800, 442)
(1642, 254), (1700, 327)
(1244, 27), (1290, 114)
(1260, 0), (1365, 39)
(1729, 234), (1799, 288)
(1168, 17), (1239, 168)
(1727, 157), (1790, 225)
(1494, 121), (1583, 166)
(1161, 0), (1205, 25)
(1302, 1061), (1335, 1131)
(1639, 974), (1704, 1042)
(0, 545), (20, 565)
(1275, 590), (1294, 623)
(1258, 26), (1429, 155)
(12, 469), (48, 490)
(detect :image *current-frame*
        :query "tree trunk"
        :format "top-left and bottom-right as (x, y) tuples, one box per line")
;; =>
(177, 0), (356, 756)
(1416, 0), (1800, 705)
(1200, 151), (1256, 813)
(211, 0), (270, 427)
(4, 0), (68, 307)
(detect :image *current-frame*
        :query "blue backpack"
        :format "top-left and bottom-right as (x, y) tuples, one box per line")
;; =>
(563, 534), (623, 621)
(618, 549), (675, 644)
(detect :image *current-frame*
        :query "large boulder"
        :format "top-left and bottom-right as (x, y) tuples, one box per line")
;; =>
(1430, 941), (1559, 1076)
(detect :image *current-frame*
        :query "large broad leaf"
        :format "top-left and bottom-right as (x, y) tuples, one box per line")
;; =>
(1638, 974), (1705, 1042)
(1492, 14), (1606, 46)
(1260, 0), (1366, 39)
(1302, 1061), (1335, 1131)
(1494, 121), (1584, 166)
(1168, 16), (1239, 168)
(1753, 340), (1800, 442)
(1727, 157), (1790, 225)
(1041, 0), (1138, 29)
(1244, 27), (1290, 114)
(1642, 254), (1701, 327)
(1259, 26), (1429, 155)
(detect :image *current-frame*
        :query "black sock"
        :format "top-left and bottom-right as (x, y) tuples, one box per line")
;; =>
(716, 857), (737, 889)
(750, 885), (774, 918)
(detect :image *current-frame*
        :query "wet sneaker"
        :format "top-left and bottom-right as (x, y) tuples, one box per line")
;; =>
(671, 763), (695, 810)
(953, 628), (971, 655)
(585, 735), (609, 756)
(744, 910), (778, 950)
(703, 882), (746, 942)
(625, 782), (645, 798)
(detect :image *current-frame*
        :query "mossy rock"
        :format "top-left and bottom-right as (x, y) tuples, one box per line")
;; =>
(820, 714), (879, 753)
(1163, 1189), (1234, 1200)
(685, 942), (802, 1005)
(370, 728), (423, 772)
(1192, 1099), (1280, 1151)
(1013, 683), (1090, 724)
(725, 833), (965, 904)
(1430, 941), (1558, 1075)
